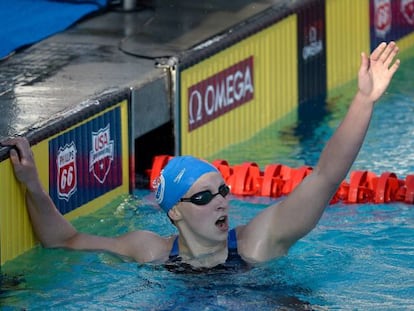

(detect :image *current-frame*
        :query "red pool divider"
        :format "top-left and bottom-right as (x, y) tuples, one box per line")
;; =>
(261, 164), (290, 197)
(348, 170), (376, 203)
(146, 155), (414, 205)
(147, 155), (172, 191)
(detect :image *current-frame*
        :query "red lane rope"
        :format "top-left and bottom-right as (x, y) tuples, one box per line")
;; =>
(147, 155), (414, 205)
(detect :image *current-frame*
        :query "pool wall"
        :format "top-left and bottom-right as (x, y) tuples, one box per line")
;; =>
(0, 94), (131, 265)
(1, 0), (414, 266)
(177, 0), (414, 158)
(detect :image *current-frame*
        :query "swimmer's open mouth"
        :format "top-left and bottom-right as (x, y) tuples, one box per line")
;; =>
(215, 215), (228, 229)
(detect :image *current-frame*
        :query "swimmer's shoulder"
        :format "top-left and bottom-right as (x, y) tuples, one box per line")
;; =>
(116, 230), (177, 263)
(234, 224), (271, 264)
(233, 225), (246, 240)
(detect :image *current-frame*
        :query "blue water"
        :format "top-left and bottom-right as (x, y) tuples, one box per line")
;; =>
(2, 52), (414, 310)
(1, 194), (413, 310)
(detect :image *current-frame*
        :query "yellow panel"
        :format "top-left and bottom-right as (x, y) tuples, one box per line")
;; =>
(0, 139), (49, 264)
(1, 100), (130, 265)
(180, 15), (298, 158)
(0, 156), (36, 265)
(326, 0), (370, 90)
(397, 32), (414, 53)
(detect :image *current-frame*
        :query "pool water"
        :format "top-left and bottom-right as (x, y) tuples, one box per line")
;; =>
(1, 195), (413, 310)
(2, 52), (414, 310)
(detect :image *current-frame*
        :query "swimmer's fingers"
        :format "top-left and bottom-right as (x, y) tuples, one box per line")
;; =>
(370, 42), (388, 63)
(1, 137), (32, 161)
(387, 57), (400, 77)
(359, 51), (369, 76)
(370, 41), (400, 73)
(1, 137), (38, 184)
(382, 42), (399, 69)
(9, 148), (22, 168)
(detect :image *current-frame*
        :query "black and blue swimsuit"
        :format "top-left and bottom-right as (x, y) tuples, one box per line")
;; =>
(165, 228), (250, 273)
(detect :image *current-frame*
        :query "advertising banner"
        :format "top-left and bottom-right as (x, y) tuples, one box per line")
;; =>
(370, 0), (414, 49)
(49, 106), (123, 214)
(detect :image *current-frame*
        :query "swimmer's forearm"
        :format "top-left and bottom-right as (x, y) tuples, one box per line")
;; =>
(268, 92), (375, 248)
(317, 42), (399, 186)
(316, 91), (374, 185)
(25, 179), (77, 248)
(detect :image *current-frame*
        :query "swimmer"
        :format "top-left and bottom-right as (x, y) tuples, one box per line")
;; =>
(2, 41), (400, 268)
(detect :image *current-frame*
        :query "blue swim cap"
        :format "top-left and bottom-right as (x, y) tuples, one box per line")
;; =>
(155, 156), (218, 213)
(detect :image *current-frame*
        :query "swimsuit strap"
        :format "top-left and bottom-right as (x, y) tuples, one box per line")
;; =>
(169, 228), (238, 258)
(169, 235), (179, 257)
(227, 228), (238, 251)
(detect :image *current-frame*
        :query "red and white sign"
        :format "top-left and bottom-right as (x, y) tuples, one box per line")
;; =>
(89, 124), (114, 184)
(57, 142), (77, 201)
(401, 0), (414, 25)
(374, 0), (392, 38)
(187, 56), (254, 131)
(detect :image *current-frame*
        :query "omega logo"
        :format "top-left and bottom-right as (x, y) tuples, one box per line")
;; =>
(187, 56), (254, 131)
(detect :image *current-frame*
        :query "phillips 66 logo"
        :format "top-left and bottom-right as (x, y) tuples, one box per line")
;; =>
(89, 124), (114, 184)
(57, 142), (78, 201)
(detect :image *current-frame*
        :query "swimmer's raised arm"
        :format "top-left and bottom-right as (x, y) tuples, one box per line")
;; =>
(238, 42), (400, 262)
(2, 137), (171, 263)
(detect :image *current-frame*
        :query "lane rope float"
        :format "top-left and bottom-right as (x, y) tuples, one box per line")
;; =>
(146, 155), (414, 205)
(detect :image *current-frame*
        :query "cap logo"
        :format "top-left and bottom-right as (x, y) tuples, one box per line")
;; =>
(155, 175), (165, 204)
(174, 168), (186, 183)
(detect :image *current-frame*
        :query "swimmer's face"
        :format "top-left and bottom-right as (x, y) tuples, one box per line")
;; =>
(170, 172), (230, 244)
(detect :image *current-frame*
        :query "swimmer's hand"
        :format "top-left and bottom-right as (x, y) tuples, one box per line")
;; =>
(1, 137), (40, 189)
(358, 41), (400, 103)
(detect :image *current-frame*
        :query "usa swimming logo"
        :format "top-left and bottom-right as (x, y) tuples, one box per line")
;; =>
(89, 124), (114, 184)
(57, 142), (78, 201)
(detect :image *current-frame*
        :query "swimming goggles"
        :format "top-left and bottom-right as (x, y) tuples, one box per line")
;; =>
(180, 184), (230, 205)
